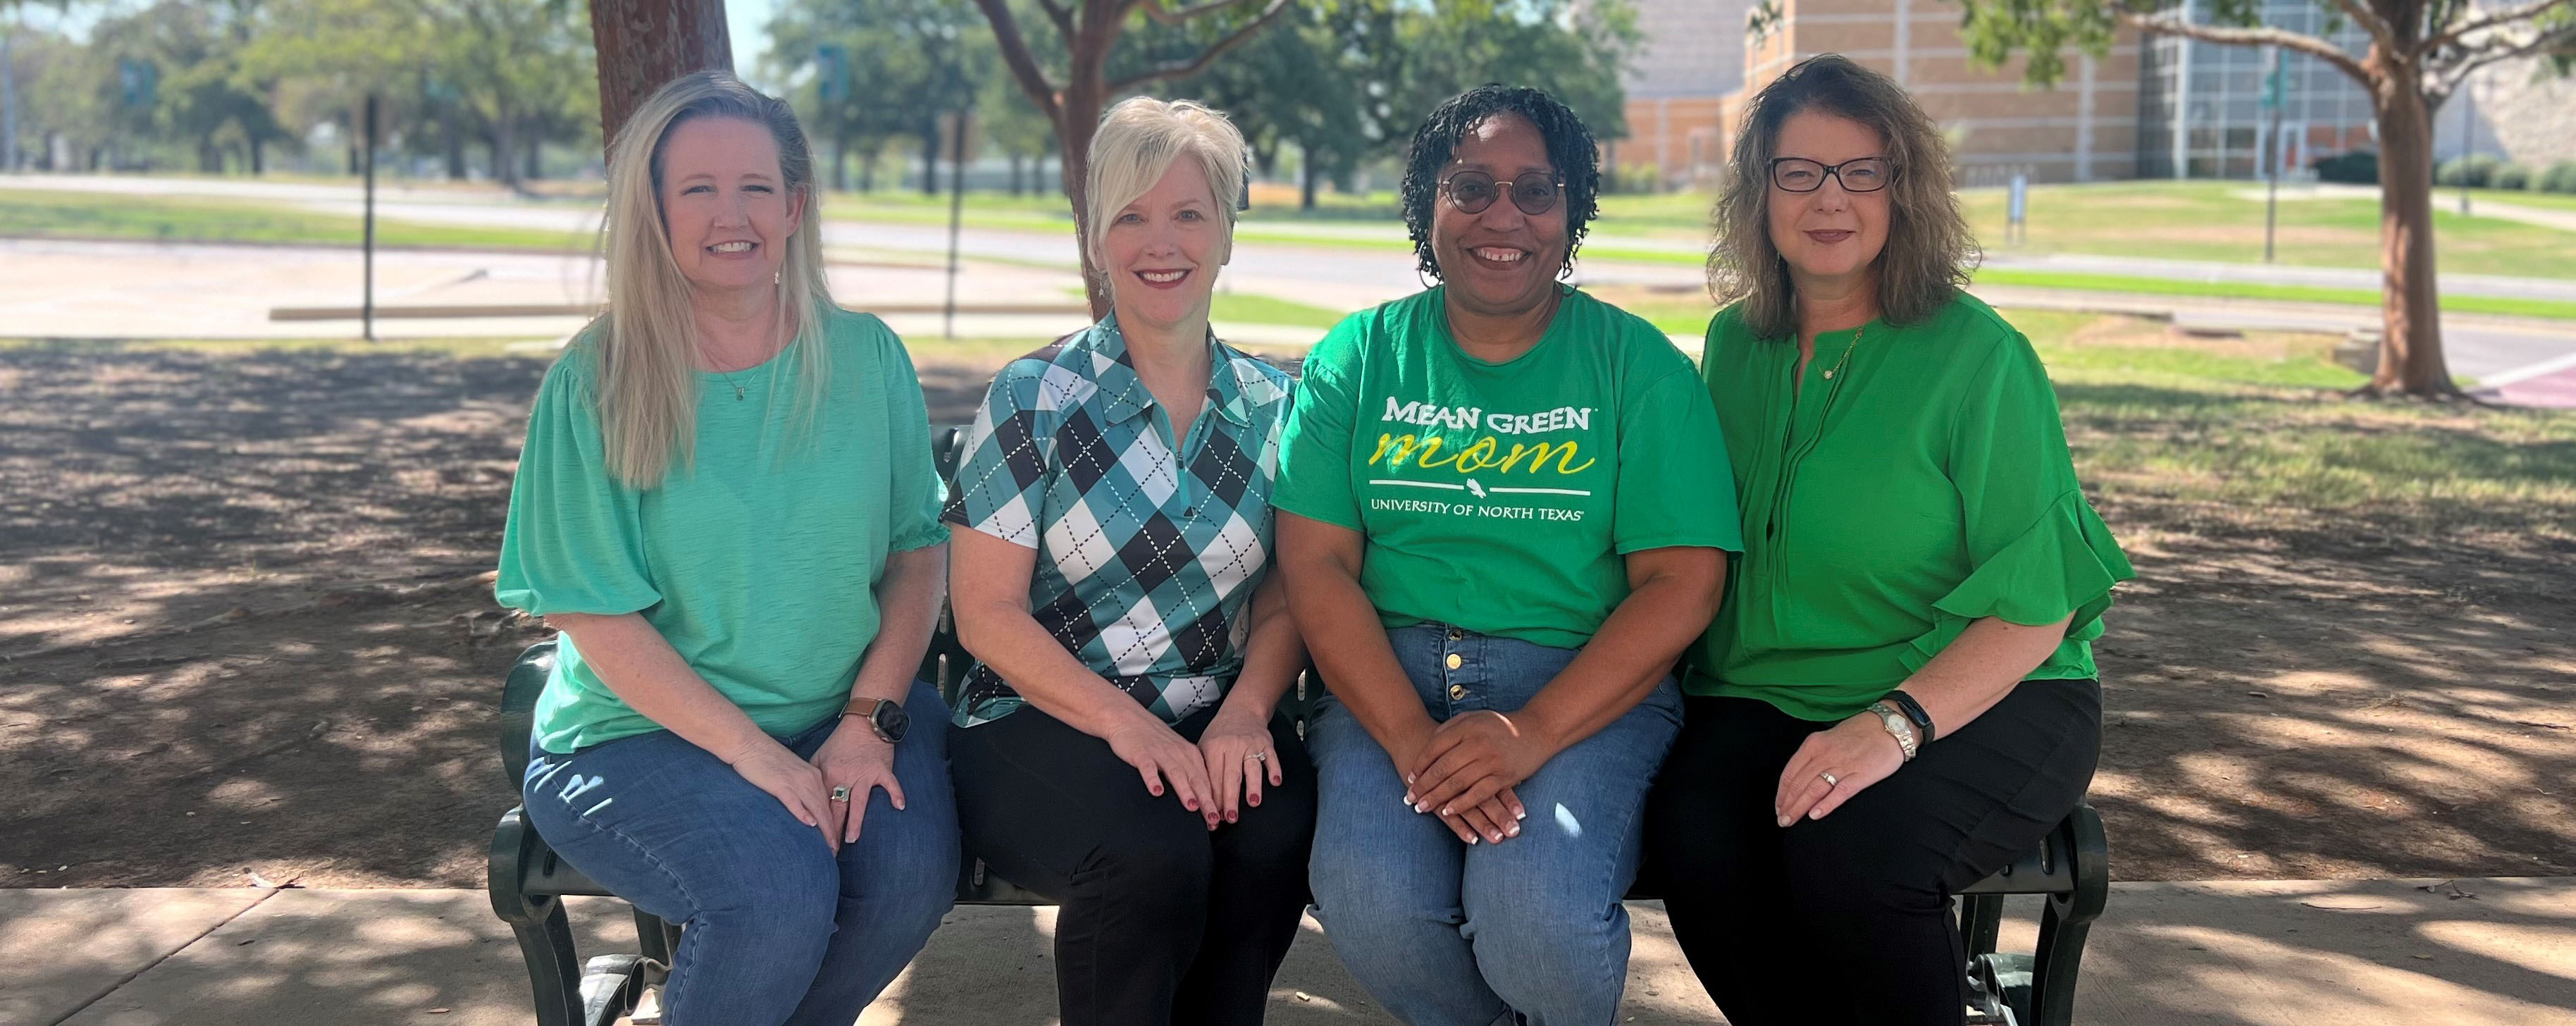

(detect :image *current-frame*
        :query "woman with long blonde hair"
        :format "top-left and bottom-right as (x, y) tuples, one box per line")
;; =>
(495, 70), (958, 1026)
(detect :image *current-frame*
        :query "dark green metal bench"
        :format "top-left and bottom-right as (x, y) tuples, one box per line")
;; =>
(487, 426), (2107, 1026)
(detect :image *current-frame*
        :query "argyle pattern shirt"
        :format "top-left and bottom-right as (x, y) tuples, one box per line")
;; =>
(941, 316), (1294, 728)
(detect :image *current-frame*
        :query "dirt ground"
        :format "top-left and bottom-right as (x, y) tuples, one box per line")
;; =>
(1, 340), (2570, 889)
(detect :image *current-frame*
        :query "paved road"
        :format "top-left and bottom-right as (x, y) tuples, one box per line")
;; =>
(6, 174), (2571, 403)
(14, 173), (2576, 300)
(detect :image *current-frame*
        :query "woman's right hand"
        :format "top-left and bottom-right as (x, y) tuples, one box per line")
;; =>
(1392, 722), (1525, 846)
(1104, 712), (1220, 829)
(724, 738), (840, 851)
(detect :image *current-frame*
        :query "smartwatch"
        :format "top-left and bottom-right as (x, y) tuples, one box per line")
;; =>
(842, 696), (910, 744)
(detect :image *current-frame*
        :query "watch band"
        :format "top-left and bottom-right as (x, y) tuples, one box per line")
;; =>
(1885, 689), (1937, 743)
(1868, 701), (1920, 761)
(841, 696), (904, 743)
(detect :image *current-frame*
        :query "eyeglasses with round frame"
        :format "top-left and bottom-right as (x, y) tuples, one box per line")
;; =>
(1769, 157), (1895, 194)
(1439, 169), (1564, 216)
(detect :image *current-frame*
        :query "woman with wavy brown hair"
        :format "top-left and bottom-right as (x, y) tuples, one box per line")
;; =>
(1642, 54), (2134, 1025)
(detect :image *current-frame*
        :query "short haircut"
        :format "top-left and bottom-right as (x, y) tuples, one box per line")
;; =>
(1085, 97), (1248, 276)
(1399, 85), (1601, 280)
(1709, 54), (1979, 339)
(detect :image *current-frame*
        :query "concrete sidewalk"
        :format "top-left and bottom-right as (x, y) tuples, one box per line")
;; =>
(8, 878), (2572, 1025)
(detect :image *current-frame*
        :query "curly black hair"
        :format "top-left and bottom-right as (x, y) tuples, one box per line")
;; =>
(1399, 84), (1601, 280)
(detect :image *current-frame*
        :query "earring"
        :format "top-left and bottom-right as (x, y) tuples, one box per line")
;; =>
(773, 269), (782, 285)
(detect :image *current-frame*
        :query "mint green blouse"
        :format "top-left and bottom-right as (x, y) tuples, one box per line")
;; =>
(495, 309), (948, 753)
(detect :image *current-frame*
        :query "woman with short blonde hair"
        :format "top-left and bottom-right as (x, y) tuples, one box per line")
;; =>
(1647, 54), (2134, 1025)
(497, 70), (958, 1026)
(945, 95), (1312, 1026)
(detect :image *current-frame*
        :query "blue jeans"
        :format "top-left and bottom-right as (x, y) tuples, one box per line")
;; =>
(1306, 625), (1684, 1026)
(521, 680), (960, 1026)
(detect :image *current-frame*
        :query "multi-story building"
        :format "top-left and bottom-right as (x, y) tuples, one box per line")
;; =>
(2132, 1), (2377, 179)
(1609, 0), (1755, 189)
(1716, 0), (2143, 185)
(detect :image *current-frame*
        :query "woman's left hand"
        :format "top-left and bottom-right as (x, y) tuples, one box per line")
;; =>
(1198, 704), (1283, 827)
(1406, 710), (1551, 822)
(1774, 714), (1906, 827)
(812, 721), (906, 848)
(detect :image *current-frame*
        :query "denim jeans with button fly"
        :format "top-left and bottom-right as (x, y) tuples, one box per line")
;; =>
(1306, 625), (1683, 1026)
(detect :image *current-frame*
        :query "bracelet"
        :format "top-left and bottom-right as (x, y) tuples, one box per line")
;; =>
(1885, 689), (1937, 744)
(1868, 702), (1920, 762)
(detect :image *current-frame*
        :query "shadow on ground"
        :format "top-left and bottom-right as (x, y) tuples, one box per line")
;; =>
(1, 345), (2569, 889)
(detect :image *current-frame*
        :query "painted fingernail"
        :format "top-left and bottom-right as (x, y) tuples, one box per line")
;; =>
(1776, 815), (1792, 827)
(1467, 835), (1480, 845)
(1514, 808), (1527, 820)
(1440, 805), (1453, 817)
(1406, 774), (1416, 784)
(1403, 792), (1416, 805)
(1416, 801), (1431, 813)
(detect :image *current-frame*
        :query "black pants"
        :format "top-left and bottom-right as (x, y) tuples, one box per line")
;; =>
(1643, 681), (2101, 1026)
(950, 702), (1317, 1026)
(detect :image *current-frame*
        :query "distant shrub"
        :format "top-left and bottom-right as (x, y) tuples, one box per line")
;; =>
(2492, 163), (2533, 190)
(2540, 161), (2576, 194)
(2436, 154), (2504, 187)
(2313, 150), (2377, 185)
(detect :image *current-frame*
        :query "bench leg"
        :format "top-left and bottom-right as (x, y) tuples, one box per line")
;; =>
(1960, 893), (2005, 957)
(2028, 803), (2112, 1026)
(501, 892), (585, 1026)
(492, 808), (583, 1026)
(2027, 891), (2092, 1026)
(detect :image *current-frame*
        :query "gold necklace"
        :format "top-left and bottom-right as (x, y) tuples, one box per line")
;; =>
(1819, 324), (1864, 381)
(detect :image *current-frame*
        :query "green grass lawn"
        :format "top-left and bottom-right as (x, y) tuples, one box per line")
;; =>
(0, 190), (592, 252)
(2003, 307), (2576, 534)
(1959, 180), (2576, 280)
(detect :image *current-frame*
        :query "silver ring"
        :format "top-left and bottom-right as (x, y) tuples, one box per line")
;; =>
(829, 785), (852, 803)
(1819, 772), (1840, 788)
(1245, 751), (1267, 764)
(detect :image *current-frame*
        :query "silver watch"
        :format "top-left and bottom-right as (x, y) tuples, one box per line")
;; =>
(1869, 701), (1920, 761)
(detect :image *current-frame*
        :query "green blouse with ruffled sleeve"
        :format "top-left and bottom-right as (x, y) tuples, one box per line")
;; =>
(1687, 292), (2134, 722)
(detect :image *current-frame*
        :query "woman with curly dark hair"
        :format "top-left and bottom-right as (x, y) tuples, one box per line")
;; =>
(1272, 84), (1742, 1024)
(1645, 54), (2134, 1025)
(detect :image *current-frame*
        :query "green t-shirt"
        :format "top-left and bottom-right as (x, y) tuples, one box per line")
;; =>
(1274, 285), (1742, 650)
(495, 308), (949, 753)
(1688, 292), (2136, 720)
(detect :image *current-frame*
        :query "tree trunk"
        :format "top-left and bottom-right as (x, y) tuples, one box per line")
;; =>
(493, 111), (520, 189)
(861, 149), (879, 192)
(920, 117), (940, 196)
(834, 132), (849, 192)
(524, 140), (543, 181)
(1057, 110), (1109, 316)
(1301, 154), (1319, 210)
(250, 138), (264, 175)
(1009, 152), (1024, 196)
(586, 0), (731, 156)
(2367, 74), (2459, 397)
(445, 109), (468, 180)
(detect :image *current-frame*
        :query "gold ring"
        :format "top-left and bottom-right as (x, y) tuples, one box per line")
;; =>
(829, 785), (852, 803)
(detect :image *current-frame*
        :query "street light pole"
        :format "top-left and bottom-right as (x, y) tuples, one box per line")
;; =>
(363, 94), (379, 342)
(2262, 46), (2284, 263)
(1, 20), (19, 173)
(2458, 82), (2474, 218)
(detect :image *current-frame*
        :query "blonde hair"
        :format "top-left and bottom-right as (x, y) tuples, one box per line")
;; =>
(1709, 54), (1979, 340)
(1084, 97), (1248, 289)
(588, 70), (834, 489)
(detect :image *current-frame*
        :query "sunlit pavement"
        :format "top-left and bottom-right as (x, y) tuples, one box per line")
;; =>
(10, 878), (2574, 1025)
